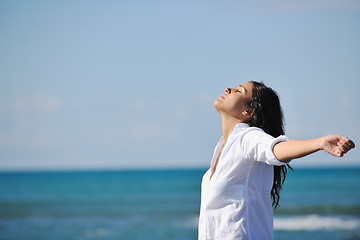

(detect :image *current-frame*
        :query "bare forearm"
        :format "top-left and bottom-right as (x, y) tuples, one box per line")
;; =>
(273, 138), (323, 163)
(273, 135), (355, 163)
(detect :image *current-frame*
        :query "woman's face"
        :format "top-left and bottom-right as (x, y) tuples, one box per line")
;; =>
(214, 82), (254, 120)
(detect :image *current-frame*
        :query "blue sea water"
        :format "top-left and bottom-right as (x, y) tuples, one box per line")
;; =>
(0, 168), (359, 240)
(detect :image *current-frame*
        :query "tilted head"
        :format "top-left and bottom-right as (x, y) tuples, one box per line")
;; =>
(214, 81), (284, 137)
(213, 82), (254, 123)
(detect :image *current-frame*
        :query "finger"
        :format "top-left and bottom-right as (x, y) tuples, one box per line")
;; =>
(342, 138), (355, 152)
(335, 149), (343, 157)
(342, 141), (352, 152)
(337, 139), (348, 151)
(340, 146), (349, 154)
(346, 139), (355, 148)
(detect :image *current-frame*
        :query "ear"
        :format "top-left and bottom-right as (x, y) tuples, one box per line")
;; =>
(242, 109), (254, 119)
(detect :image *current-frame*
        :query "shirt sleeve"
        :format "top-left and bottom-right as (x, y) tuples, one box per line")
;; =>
(240, 127), (289, 166)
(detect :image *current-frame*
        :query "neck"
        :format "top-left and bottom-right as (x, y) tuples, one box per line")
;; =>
(221, 114), (244, 144)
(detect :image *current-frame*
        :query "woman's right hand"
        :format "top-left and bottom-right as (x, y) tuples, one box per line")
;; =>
(320, 135), (355, 157)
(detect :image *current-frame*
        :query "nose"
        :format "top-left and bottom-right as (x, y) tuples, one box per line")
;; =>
(225, 88), (231, 94)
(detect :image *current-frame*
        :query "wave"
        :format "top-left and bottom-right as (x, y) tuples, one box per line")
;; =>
(275, 204), (360, 216)
(185, 214), (360, 232)
(274, 214), (360, 231)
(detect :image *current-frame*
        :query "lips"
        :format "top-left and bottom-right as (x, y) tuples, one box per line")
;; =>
(220, 95), (225, 99)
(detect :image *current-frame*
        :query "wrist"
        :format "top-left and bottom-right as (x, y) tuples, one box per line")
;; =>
(318, 136), (326, 151)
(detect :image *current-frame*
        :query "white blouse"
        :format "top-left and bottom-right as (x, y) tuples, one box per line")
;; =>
(198, 123), (289, 240)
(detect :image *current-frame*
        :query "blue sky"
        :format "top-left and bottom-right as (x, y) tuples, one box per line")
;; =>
(1, 0), (359, 170)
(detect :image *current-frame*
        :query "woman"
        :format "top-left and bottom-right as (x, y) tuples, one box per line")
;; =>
(198, 81), (355, 240)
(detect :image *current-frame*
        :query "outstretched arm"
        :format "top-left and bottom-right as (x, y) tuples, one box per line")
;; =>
(273, 135), (355, 163)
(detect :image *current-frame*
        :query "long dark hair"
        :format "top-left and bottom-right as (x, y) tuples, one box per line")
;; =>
(247, 81), (293, 209)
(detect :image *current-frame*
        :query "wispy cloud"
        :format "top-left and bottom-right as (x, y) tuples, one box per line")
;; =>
(13, 94), (62, 113)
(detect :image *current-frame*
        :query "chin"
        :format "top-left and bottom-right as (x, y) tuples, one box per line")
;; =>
(213, 100), (222, 112)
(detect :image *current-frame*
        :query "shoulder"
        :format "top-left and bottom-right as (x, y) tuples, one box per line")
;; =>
(233, 124), (290, 165)
(233, 124), (277, 157)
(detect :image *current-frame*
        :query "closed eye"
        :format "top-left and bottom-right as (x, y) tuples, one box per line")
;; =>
(236, 85), (246, 93)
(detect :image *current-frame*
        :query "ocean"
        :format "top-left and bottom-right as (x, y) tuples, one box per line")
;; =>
(0, 168), (359, 240)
